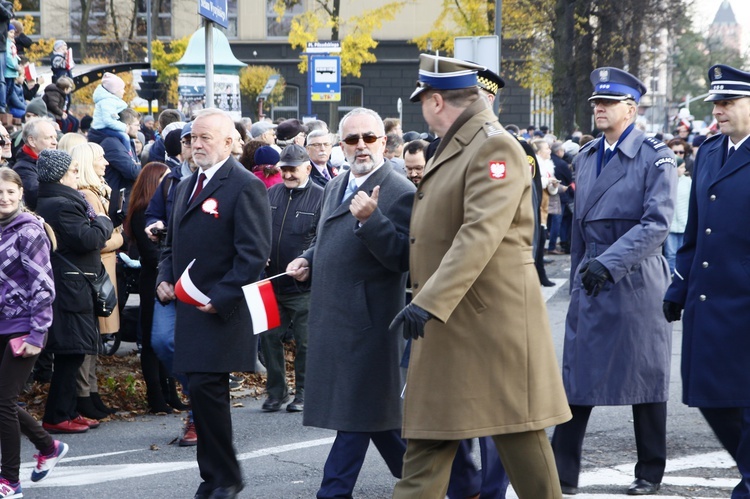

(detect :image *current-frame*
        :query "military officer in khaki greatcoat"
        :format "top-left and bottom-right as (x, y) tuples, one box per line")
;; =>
(390, 54), (571, 499)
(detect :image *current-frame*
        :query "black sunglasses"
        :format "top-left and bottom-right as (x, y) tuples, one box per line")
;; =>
(342, 133), (382, 145)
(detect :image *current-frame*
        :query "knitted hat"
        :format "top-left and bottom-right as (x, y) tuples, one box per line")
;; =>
(102, 72), (125, 96)
(53, 40), (67, 52)
(80, 115), (93, 132)
(25, 98), (48, 117)
(254, 146), (280, 166)
(164, 129), (183, 158)
(8, 23), (15, 32)
(37, 149), (73, 183)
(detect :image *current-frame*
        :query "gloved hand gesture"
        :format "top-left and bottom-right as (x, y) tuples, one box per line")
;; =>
(663, 301), (683, 323)
(579, 259), (611, 297)
(389, 303), (432, 340)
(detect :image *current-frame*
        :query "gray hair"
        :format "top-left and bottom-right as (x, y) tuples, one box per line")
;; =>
(551, 141), (564, 155)
(22, 117), (55, 144)
(306, 129), (332, 145)
(337, 108), (385, 138)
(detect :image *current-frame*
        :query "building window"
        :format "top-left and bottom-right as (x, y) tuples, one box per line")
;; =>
(338, 85), (363, 114)
(136, 0), (172, 38)
(70, 0), (108, 39)
(16, 0), (41, 36)
(220, 0), (238, 39)
(272, 86), (299, 121)
(267, 0), (305, 38)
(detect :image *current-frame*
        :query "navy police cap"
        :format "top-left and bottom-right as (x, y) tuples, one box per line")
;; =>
(410, 54), (485, 102)
(588, 67), (647, 104)
(705, 64), (750, 102)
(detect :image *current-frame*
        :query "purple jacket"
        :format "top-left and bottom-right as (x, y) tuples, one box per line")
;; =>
(0, 212), (55, 347)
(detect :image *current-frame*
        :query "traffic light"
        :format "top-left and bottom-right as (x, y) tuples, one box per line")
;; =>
(137, 71), (165, 102)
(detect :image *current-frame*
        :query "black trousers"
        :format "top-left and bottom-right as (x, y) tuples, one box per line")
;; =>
(1, 335), (54, 483)
(43, 353), (85, 424)
(700, 407), (750, 498)
(551, 403), (667, 487)
(188, 372), (242, 494)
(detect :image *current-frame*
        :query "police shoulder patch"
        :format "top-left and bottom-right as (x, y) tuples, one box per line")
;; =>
(654, 156), (676, 168)
(644, 136), (667, 150)
(483, 122), (505, 138)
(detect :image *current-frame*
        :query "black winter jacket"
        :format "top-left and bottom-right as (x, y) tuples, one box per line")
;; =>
(267, 179), (324, 295)
(36, 182), (114, 354)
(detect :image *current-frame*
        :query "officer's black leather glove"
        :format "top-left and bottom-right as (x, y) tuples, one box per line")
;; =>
(389, 304), (433, 340)
(579, 259), (611, 297)
(663, 300), (683, 323)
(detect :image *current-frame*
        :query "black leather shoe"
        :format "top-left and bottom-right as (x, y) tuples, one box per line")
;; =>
(209, 484), (243, 499)
(627, 478), (660, 495)
(262, 394), (290, 412)
(561, 484), (578, 495)
(286, 397), (304, 412)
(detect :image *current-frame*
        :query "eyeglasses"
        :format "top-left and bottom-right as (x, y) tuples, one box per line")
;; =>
(342, 133), (382, 145)
(672, 150), (685, 155)
(307, 142), (331, 149)
(181, 139), (191, 146)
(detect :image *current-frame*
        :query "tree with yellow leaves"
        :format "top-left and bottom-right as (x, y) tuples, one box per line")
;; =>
(151, 37), (190, 107)
(275, 0), (407, 78)
(412, 0), (554, 97)
(239, 65), (286, 120)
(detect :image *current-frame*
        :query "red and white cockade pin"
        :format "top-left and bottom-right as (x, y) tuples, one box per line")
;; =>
(202, 198), (219, 218)
(489, 161), (506, 179)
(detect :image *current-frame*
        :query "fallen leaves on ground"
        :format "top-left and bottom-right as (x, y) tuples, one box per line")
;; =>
(18, 342), (299, 421)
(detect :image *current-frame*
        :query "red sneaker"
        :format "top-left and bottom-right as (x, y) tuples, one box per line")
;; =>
(72, 415), (101, 429)
(42, 420), (89, 434)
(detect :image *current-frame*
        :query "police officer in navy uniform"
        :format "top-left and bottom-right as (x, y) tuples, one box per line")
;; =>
(551, 67), (677, 496)
(664, 64), (750, 498)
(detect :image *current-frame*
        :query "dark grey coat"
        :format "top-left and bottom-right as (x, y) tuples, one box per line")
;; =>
(157, 157), (272, 373)
(301, 161), (415, 432)
(565, 129), (677, 405)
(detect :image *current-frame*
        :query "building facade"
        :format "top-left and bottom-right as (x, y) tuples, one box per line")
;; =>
(27, 0), (537, 132)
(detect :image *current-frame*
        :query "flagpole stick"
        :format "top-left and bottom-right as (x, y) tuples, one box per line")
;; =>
(259, 268), (309, 283)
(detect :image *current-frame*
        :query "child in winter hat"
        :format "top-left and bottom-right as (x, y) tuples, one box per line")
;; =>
(90, 72), (131, 150)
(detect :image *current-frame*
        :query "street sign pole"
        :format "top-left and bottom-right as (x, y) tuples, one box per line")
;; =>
(205, 19), (214, 109)
(197, 0), (228, 111)
(307, 54), (313, 116)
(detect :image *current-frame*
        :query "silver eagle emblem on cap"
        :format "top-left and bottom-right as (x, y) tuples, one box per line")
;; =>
(599, 69), (609, 82)
(715, 67), (722, 80)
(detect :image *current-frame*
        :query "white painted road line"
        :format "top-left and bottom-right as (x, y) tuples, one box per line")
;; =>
(505, 450), (736, 498)
(25, 437), (335, 489)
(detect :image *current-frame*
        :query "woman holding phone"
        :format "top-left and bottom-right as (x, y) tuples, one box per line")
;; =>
(0, 167), (69, 498)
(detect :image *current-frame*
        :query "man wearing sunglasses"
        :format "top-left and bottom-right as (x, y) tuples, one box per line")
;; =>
(552, 67), (677, 496)
(286, 108), (415, 499)
(391, 54), (570, 498)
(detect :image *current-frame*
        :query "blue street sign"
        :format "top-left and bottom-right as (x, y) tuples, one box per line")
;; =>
(311, 56), (341, 102)
(198, 0), (229, 29)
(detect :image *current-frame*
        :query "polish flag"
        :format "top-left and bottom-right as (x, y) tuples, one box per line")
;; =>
(175, 259), (210, 306)
(242, 279), (281, 335)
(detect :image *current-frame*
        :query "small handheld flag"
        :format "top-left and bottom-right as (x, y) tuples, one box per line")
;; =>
(242, 279), (281, 335)
(175, 259), (211, 306)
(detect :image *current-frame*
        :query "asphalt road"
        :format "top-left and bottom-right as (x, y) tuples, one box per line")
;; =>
(18, 254), (737, 498)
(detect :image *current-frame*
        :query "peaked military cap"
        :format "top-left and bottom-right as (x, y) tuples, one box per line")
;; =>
(410, 54), (485, 102)
(705, 64), (750, 102)
(477, 67), (505, 96)
(588, 67), (647, 104)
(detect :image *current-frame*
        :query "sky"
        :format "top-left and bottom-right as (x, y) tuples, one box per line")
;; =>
(692, 0), (750, 52)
